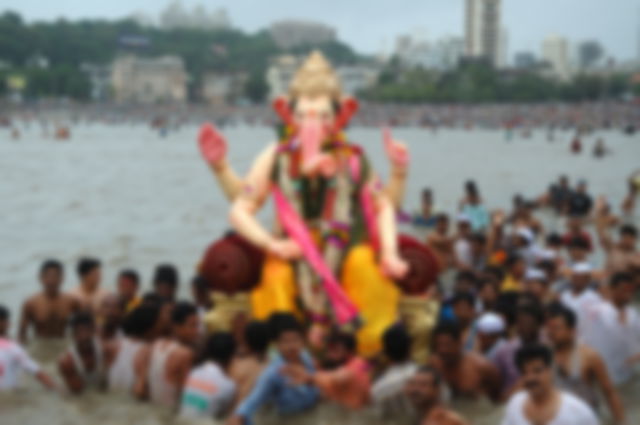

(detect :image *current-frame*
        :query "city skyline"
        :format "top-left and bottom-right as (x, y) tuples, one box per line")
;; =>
(0, 0), (638, 63)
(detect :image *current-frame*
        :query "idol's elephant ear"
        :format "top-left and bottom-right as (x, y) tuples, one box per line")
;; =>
(334, 96), (359, 131)
(272, 96), (295, 127)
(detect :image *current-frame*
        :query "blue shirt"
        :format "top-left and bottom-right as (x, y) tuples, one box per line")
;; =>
(462, 204), (489, 232)
(235, 352), (319, 424)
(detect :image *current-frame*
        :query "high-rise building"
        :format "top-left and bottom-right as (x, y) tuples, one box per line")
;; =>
(541, 35), (572, 81)
(465, 0), (502, 67)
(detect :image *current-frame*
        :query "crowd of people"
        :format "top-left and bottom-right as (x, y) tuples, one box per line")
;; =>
(1, 171), (639, 425)
(2, 100), (640, 135)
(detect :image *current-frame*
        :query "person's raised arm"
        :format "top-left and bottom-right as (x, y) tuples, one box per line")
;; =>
(594, 197), (613, 252)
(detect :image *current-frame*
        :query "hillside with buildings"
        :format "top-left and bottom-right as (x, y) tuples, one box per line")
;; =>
(0, 0), (639, 105)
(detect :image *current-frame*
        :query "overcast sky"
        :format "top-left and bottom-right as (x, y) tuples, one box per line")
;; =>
(1, 0), (639, 62)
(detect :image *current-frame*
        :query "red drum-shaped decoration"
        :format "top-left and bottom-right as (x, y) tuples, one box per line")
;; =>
(200, 233), (265, 294)
(395, 234), (440, 295)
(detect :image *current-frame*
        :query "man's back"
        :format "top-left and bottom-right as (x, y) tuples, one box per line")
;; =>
(180, 361), (235, 418)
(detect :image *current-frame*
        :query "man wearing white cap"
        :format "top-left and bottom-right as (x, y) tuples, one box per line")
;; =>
(559, 262), (602, 339)
(476, 312), (507, 363)
(524, 268), (553, 304)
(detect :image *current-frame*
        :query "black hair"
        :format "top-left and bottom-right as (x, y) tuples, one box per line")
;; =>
(495, 292), (519, 327)
(40, 259), (63, 275)
(153, 264), (179, 289)
(382, 324), (411, 362)
(0, 304), (9, 321)
(620, 224), (638, 238)
(435, 213), (449, 223)
(268, 313), (303, 340)
(422, 188), (432, 201)
(69, 312), (95, 329)
(77, 257), (100, 277)
(483, 265), (505, 282)
(546, 303), (577, 329)
(122, 305), (159, 338)
(455, 270), (477, 285)
(191, 275), (209, 292)
(465, 180), (478, 196)
(119, 269), (140, 285)
(416, 365), (442, 387)
(451, 292), (475, 308)
(244, 321), (270, 355)
(141, 292), (168, 306)
(537, 259), (557, 276)
(171, 301), (197, 325)
(326, 330), (357, 353)
(505, 252), (524, 268)
(471, 232), (487, 245)
(203, 332), (236, 366)
(567, 236), (590, 251)
(546, 233), (563, 247)
(517, 301), (545, 326)
(432, 321), (461, 341)
(610, 272), (633, 288)
(515, 343), (553, 372)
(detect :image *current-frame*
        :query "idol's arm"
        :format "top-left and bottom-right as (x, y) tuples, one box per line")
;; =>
(229, 144), (301, 260)
(208, 159), (243, 202)
(384, 164), (408, 208)
(375, 183), (408, 279)
(198, 123), (243, 202)
(381, 128), (409, 208)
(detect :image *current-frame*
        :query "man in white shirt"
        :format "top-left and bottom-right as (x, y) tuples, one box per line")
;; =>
(179, 332), (236, 419)
(501, 344), (599, 425)
(559, 262), (602, 338)
(371, 324), (417, 420)
(582, 272), (640, 385)
(0, 305), (56, 391)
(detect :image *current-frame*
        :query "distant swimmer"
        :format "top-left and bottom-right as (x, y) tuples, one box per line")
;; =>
(570, 137), (582, 154)
(11, 128), (20, 139)
(593, 138), (608, 158)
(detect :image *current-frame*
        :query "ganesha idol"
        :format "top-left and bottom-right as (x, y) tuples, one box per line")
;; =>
(197, 51), (440, 357)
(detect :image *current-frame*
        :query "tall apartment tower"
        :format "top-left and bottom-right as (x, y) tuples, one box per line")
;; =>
(465, 0), (502, 67)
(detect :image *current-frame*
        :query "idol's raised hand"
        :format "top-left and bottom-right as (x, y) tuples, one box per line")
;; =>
(198, 123), (227, 169)
(383, 127), (409, 169)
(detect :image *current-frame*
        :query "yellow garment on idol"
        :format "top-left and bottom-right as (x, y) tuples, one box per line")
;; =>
(251, 255), (299, 320)
(342, 244), (400, 357)
(250, 245), (399, 357)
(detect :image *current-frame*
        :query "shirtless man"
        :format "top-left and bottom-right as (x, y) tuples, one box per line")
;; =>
(596, 203), (639, 275)
(545, 304), (624, 424)
(135, 301), (199, 407)
(429, 321), (501, 402)
(70, 257), (106, 313)
(19, 259), (81, 343)
(58, 312), (115, 394)
(427, 214), (454, 270)
(501, 344), (599, 425)
(0, 305), (56, 390)
(405, 366), (469, 425)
